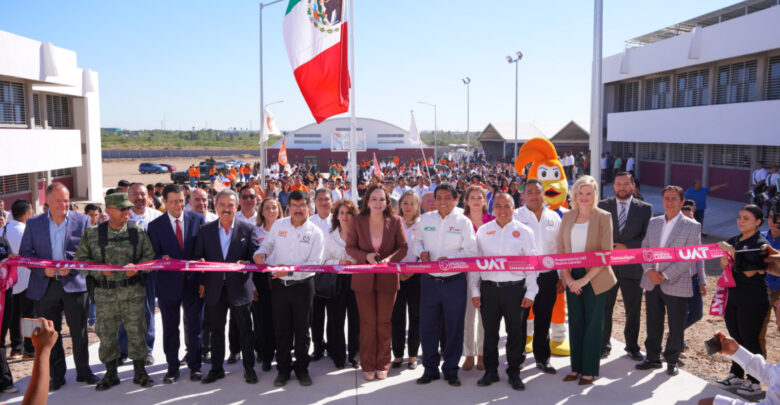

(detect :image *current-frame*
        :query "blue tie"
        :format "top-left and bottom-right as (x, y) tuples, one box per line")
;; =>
(618, 202), (627, 232)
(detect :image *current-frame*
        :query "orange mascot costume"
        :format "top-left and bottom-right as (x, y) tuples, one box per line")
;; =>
(514, 138), (570, 356)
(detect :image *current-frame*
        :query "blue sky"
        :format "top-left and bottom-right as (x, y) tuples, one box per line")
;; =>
(3, 0), (735, 132)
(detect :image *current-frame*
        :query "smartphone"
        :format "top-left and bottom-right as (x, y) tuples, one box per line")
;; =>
(705, 335), (722, 356)
(21, 318), (39, 338)
(734, 248), (769, 272)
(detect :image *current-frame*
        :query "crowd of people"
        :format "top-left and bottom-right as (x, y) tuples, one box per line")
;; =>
(0, 154), (779, 403)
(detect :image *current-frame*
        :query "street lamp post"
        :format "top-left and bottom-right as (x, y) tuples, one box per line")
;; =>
(417, 101), (437, 161)
(259, 0), (285, 190)
(461, 77), (471, 156)
(507, 51), (523, 161)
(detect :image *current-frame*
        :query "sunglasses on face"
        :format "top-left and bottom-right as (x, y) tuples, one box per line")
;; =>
(240, 194), (256, 200)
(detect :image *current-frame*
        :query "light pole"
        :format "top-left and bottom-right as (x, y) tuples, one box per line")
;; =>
(589, 0), (603, 186)
(507, 51), (523, 160)
(461, 77), (471, 157)
(259, 0), (285, 190)
(417, 101), (437, 161)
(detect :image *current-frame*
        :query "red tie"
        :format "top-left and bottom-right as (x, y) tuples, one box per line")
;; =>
(175, 219), (183, 250)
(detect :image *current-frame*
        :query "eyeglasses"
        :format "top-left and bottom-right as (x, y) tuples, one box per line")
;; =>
(240, 194), (256, 200)
(289, 204), (308, 210)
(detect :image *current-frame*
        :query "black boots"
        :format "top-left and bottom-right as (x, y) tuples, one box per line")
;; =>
(133, 359), (154, 387)
(95, 360), (120, 391)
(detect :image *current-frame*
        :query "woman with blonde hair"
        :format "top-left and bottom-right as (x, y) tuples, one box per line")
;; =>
(252, 197), (284, 370)
(557, 176), (616, 385)
(391, 191), (422, 370)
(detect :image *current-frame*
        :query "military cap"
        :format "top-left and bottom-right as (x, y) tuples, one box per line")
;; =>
(105, 192), (133, 209)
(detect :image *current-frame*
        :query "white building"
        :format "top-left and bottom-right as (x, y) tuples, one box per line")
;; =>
(602, 0), (780, 201)
(0, 30), (102, 210)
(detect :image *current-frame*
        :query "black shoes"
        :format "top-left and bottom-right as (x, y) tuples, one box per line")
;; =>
(416, 374), (440, 384)
(349, 358), (360, 369)
(163, 370), (180, 384)
(626, 349), (645, 362)
(262, 361), (273, 372)
(391, 361), (402, 369)
(477, 372), (500, 387)
(296, 370), (313, 386)
(635, 360), (663, 370)
(666, 364), (679, 376)
(536, 362), (557, 374)
(132, 360), (154, 387)
(508, 374), (525, 391)
(201, 369), (225, 384)
(274, 373), (290, 387)
(77, 373), (100, 385)
(310, 351), (325, 362)
(245, 369), (258, 384)
(227, 352), (240, 364)
(600, 350), (610, 359)
(190, 370), (203, 382)
(96, 360), (120, 391)
(444, 375), (461, 387)
(49, 378), (66, 392)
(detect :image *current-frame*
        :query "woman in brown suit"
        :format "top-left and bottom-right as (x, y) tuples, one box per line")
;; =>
(346, 184), (408, 381)
(557, 175), (616, 385)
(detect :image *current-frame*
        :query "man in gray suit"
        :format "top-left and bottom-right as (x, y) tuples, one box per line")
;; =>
(635, 185), (701, 376)
(599, 172), (652, 361)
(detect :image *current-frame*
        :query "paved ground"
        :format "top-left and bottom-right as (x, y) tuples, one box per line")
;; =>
(2, 312), (741, 405)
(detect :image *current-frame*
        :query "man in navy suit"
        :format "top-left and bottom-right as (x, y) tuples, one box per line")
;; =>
(194, 189), (261, 385)
(147, 184), (206, 383)
(19, 182), (99, 390)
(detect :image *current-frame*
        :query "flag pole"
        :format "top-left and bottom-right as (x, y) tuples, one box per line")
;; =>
(258, 0), (283, 191)
(347, 0), (358, 204)
(411, 110), (432, 182)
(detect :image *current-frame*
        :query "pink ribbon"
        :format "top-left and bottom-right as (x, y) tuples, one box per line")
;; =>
(709, 257), (735, 317)
(1, 243), (728, 275)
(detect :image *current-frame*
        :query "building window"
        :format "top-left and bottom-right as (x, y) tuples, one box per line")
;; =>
(675, 69), (710, 107)
(759, 145), (780, 166)
(638, 143), (666, 162)
(768, 55), (780, 100)
(0, 80), (26, 126)
(616, 81), (639, 112)
(643, 76), (672, 110)
(714, 60), (757, 104)
(46, 95), (71, 128)
(670, 144), (704, 165)
(0, 174), (30, 195)
(51, 168), (73, 177)
(610, 142), (634, 159)
(711, 145), (752, 168)
(377, 134), (403, 138)
(33, 94), (42, 128)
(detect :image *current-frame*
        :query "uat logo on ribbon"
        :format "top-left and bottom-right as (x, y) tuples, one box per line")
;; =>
(475, 258), (507, 271)
(678, 246), (708, 260)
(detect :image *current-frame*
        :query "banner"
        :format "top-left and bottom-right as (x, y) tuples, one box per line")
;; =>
(1, 243), (728, 277)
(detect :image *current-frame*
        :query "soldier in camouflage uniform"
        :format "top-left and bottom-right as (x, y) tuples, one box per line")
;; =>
(74, 193), (156, 391)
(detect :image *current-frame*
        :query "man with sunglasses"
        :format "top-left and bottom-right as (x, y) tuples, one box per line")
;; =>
(236, 185), (259, 225)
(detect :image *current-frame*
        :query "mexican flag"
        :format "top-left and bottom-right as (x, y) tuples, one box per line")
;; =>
(283, 0), (350, 123)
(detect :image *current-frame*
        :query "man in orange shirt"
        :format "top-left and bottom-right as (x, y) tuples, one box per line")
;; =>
(290, 176), (309, 193)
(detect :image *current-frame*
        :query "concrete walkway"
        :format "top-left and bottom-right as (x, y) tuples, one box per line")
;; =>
(2, 313), (741, 405)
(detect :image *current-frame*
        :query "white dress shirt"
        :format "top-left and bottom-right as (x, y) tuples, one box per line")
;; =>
(413, 209), (478, 277)
(513, 206), (560, 256)
(323, 229), (356, 265)
(571, 222), (589, 253)
(254, 217), (324, 281)
(331, 188), (342, 202)
(713, 346), (780, 405)
(235, 209), (257, 225)
(626, 157), (635, 172)
(130, 207), (162, 230)
(402, 218), (421, 263)
(469, 219), (538, 300)
(659, 212), (682, 248)
(256, 225), (270, 245)
(752, 168), (768, 186)
(4, 219), (30, 294)
(392, 185), (411, 198)
(413, 185), (428, 201)
(204, 211), (218, 223)
(309, 213), (332, 237)
(167, 212), (184, 237)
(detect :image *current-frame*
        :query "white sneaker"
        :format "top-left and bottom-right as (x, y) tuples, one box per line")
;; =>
(736, 381), (762, 395)
(716, 373), (744, 388)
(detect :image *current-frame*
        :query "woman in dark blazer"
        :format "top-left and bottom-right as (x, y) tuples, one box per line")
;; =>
(346, 184), (408, 381)
(556, 175), (616, 385)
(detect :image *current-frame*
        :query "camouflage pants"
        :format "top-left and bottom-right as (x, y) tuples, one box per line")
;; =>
(94, 283), (147, 363)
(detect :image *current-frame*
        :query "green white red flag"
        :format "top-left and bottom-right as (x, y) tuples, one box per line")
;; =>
(283, 0), (350, 123)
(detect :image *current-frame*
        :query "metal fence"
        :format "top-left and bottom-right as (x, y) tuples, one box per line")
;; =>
(102, 149), (261, 159)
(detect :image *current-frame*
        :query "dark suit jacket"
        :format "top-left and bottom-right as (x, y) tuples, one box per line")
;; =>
(598, 197), (652, 279)
(193, 219), (260, 307)
(556, 207), (617, 295)
(20, 212), (90, 300)
(148, 211), (205, 302)
(346, 214), (407, 294)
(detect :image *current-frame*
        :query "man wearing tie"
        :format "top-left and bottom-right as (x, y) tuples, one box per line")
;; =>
(598, 172), (652, 361)
(195, 189), (261, 384)
(19, 182), (99, 390)
(147, 184), (206, 383)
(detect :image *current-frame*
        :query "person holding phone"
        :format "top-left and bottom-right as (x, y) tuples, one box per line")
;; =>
(715, 204), (770, 396)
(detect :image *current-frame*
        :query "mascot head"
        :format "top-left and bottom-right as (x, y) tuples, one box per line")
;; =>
(514, 137), (568, 210)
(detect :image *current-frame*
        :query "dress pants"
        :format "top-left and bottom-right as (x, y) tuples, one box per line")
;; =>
(602, 270), (643, 354)
(201, 302), (212, 357)
(480, 281), (527, 375)
(724, 287), (769, 384)
(322, 280), (349, 367)
(252, 272), (275, 365)
(644, 287), (687, 365)
(206, 285), (255, 373)
(0, 339), (12, 390)
(228, 315), (240, 356)
(463, 285), (484, 357)
(685, 276), (704, 330)
(119, 272), (156, 357)
(566, 268), (605, 377)
(346, 284), (360, 362)
(159, 289), (204, 374)
(391, 274), (421, 359)
(271, 278), (314, 374)
(354, 288), (396, 373)
(311, 296), (327, 356)
(532, 270), (558, 364)
(34, 279), (92, 382)
(1, 291), (35, 354)
(420, 273), (467, 378)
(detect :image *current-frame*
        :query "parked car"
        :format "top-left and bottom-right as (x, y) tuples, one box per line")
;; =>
(138, 163), (167, 174)
(159, 163), (176, 172)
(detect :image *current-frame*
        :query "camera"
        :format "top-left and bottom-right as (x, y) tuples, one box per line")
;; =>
(734, 248), (769, 272)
